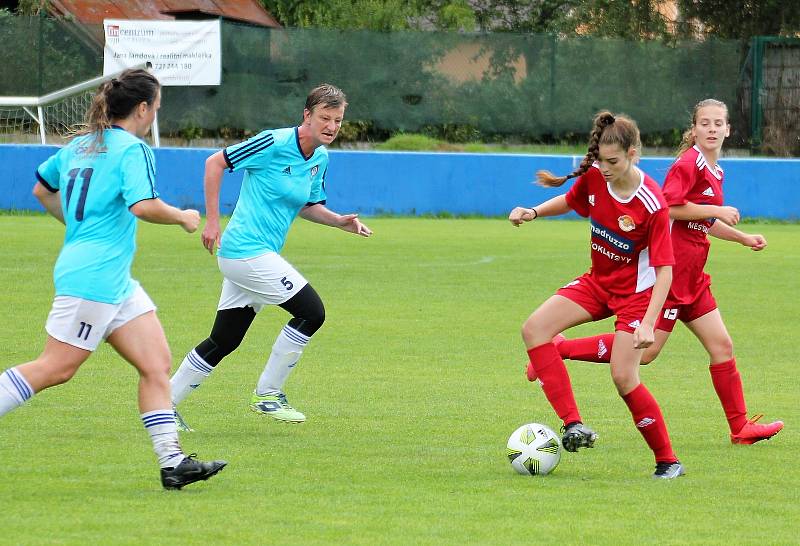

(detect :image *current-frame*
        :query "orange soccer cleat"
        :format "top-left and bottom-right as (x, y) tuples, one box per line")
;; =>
(526, 361), (538, 382)
(730, 414), (784, 445)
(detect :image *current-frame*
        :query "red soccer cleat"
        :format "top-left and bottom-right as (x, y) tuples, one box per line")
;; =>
(730, 414), (784, 445)
(527, 334), (566, 382)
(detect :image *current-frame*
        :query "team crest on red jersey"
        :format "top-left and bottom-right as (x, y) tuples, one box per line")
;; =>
(618, 215), (636, 232)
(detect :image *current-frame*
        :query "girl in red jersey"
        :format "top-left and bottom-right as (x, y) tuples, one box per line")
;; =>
(509, 111), (683, 479)
(554, 99), (783, 445)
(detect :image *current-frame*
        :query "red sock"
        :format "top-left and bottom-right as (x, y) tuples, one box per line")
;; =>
(709, 358), (748, 433)
(527, 343), (582, 426)
(622, 383), (677, 463)
(558, 333), (614, 363)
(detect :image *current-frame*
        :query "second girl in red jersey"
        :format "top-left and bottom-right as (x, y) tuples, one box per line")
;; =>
(509, 111), (683, 479)
(555, 99), (783, 445)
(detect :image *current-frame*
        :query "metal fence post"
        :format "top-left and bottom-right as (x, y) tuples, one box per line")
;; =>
(750, 36), (764, 151)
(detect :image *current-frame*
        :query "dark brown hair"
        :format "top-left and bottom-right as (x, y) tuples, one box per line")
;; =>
(79, 68), (160, 142)
(676, 99), (729, 157)
(537, 111), (641, 187)
(305, 83), (348, 113)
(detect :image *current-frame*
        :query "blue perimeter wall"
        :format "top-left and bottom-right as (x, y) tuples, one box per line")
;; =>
(2, 144), (798, 219)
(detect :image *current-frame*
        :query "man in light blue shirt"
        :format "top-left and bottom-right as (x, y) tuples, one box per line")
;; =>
(218, 125), (328, 258)
(170, 84), (372, 429)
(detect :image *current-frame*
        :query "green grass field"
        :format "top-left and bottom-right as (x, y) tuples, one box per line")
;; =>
(1, 215), (797, 545)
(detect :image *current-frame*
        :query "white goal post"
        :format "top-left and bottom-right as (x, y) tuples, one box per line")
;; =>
(0, 62), (159, 146)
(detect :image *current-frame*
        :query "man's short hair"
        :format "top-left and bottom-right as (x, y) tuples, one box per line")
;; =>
(305, 84), (348, 112)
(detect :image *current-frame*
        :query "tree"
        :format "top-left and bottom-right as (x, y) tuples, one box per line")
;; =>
(678, 0), (800, 40)
(566, 0), (671, 40)
(260, 0), (475, 31)
(261, 1), (680, 41)
(469, 0), (579, 33)
(468, 0), (674, 40)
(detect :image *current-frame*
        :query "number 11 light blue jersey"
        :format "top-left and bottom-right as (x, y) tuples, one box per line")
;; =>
(36, 127), (159, 304)
(218, 126), (328, 259)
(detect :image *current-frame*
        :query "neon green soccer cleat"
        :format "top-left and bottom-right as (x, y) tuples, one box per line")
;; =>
(173, 407), (194, 432)
(249, 391), (306, 423)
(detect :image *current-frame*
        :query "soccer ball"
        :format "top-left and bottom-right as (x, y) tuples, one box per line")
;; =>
(506, 423), (562, 476)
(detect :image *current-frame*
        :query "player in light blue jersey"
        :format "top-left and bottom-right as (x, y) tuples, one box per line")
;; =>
(0, 69), (226, 490)
(170, 84), (372, 428)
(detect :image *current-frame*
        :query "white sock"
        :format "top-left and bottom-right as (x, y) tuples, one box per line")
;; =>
(0, 368), (34, 416)
(141, 409), (185, 468)
(170, 350), (213, 406)
(256, 326), (309, 395)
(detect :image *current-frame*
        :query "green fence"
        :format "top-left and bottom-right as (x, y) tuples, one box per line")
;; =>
(0, 15), (99, 96)
(744, 36), (800, 154)
(3, 15), (794, 152)
(164, 24), (745, 146)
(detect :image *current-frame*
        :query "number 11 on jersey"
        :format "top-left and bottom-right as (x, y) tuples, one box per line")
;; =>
(65, 168), (94, 221)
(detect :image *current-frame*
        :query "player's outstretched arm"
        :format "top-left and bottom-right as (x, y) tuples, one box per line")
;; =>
(670, 202), (740, 225)
(509, 194), (570, 226)
(130, 198), (200, 233)
(33, 182), (65, 225)
(708, 220), (767, 251)
(299, 204), (372, 237)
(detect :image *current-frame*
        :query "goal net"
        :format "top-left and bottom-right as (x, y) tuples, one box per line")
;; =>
(0, 62), (157, 146)
(0, 90), (94, 145)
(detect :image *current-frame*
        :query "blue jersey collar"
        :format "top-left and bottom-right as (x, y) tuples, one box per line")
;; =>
(294, 126), (315, 161)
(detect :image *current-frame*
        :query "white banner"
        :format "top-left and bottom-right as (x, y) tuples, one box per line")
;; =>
(103, 19), (221, 86)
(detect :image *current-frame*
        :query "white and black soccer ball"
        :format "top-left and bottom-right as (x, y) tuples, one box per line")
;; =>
(506, 423), (562, 476)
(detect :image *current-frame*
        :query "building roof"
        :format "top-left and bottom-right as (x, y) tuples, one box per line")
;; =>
(48, 0), (282, 28)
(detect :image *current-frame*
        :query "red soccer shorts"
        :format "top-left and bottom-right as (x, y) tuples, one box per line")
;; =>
(556, 273), (653, 334)
(656, 285), (718, 332)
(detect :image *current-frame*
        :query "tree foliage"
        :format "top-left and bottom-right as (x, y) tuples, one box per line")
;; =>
(565, 0), (671, 40)
(264, 0), (412, 31)
(677, 0), (800, 41)
(261, 0), (677, 41)
(261, 1), (800, 42)
(260, 0), (475, 31)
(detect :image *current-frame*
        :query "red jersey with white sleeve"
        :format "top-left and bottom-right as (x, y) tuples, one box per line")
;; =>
(661, 145), (724, 304)
(565, 165), (674, 296)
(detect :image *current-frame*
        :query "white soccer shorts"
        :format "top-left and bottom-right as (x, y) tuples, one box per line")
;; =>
(45, 285), (156, 351)
(217, 252), (308, 313)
